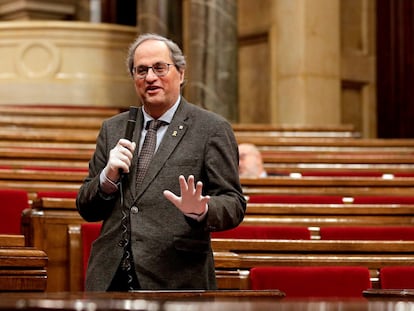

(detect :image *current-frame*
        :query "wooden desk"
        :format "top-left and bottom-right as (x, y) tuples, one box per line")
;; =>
(0, 235), (47, 292)
(22, 200), (85, 292)
(0, 290), (285, 310)
(244, 203), (414, 228)
(363, 289), (414, 299)
(236, 136), (414, 148)
(212, 238), (414, 289)
(233, 123), (359, 138)
(241, 176), (414, 196)
(2, 291), (414, 310)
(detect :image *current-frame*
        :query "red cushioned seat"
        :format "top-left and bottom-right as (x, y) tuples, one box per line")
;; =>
(0, 189), (29, 234)
(81, 222), (102, 288)
(319, 226), (414, 240)
(380, 266), (414, 289)
(211, 225), (311, 239)
(250, 266), (371, 298)
(352, 196), (414, 204)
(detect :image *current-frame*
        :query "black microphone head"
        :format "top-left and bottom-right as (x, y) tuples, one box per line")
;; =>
(124, 106), (138, 141)
(129, 106), (138, 121)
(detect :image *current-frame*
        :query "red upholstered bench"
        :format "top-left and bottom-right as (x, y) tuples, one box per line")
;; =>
(319, 226), (414, 240)
(211, 225), (311, 239)
(81, 222), (102, 289)
(0, 188), (29, 234)
(250, 266), (371, 298)
(380, 266), (414, 289)
(352, 196), (414, 204)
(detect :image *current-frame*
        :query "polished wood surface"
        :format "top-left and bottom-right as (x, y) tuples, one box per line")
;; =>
(8, 109), (414, 294)
(33, 196), (414, 291)
(212, 239), (414, 253)
(363, 289), (414, 298)
(22, 205), (85, 292)
(241, 176), (414, 196)
(212, 238), (414, 289)
(0, 235), (25, 247)
(1, 291), (414, 310)
(233, 123), (359, 138)
(0, 234), (47, 292)
(244, 202), (414, 227)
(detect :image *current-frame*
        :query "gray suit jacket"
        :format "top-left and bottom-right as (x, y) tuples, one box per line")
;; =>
(76, 98), (246, 291)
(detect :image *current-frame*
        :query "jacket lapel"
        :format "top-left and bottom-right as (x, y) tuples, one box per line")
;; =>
(133, 100), (190, 200)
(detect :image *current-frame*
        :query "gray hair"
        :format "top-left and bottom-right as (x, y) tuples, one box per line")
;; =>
(126, 33), (186, 77)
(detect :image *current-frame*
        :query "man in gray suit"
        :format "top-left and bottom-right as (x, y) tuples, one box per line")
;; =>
(76, 33), (246, 291)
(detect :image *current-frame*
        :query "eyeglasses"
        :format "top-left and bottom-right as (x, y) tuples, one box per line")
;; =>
(133, 62), (174, 79)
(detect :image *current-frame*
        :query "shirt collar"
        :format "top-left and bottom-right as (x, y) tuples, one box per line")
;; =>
(142, 95), (180, 126)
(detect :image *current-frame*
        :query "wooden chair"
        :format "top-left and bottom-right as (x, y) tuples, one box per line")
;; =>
(249, 266), (372, 298)
(80, 222), (102, 289)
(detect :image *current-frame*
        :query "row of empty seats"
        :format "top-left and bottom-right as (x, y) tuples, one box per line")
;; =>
(79, 222), (414, 296)
(211, 225), (414, 241)
(2, 106), (414, 294)
(250, 266), (414, 297)
(246, 194), (414, 204)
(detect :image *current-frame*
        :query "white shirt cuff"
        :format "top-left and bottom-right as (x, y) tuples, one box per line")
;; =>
(99, 170), (120, 194)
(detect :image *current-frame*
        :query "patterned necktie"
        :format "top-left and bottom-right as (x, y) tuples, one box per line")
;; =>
(135, 119), (166, 187)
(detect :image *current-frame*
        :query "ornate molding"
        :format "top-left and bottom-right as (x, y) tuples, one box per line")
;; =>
(0, 0), (77, 20)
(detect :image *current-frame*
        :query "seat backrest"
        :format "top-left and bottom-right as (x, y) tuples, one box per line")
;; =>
(36, 191), (79, 199)
(0, 189), (29, 234)
(319, 226), (414, 240)
(81, 222), (102, 286)
(249, 266), (371, 298)
(380, 266), (414, 289)
(352, 196), (414, 204)
(211, 225), (311, 239)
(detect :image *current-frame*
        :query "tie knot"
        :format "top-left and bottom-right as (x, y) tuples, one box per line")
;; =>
(146, 119), (167, 131)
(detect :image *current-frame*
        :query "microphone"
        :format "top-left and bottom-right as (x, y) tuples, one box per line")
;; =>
(124, 106), (138, 141)
(120, 106), (138, 176)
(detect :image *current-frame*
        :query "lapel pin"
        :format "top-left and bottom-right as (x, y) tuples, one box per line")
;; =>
(179, 125), (184, 130)
(172, 130), (177, 137)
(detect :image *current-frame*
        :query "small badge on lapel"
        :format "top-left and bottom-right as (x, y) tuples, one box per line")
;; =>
(172, 125), (184, 137)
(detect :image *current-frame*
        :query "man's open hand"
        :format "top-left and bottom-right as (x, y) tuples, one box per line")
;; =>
(163, 175), (210, 216)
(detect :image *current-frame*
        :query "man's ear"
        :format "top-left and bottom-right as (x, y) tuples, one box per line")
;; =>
(179, 69), (185, 84)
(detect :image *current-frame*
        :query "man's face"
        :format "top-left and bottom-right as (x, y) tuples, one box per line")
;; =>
(238, 145), (262, 178)
(133, 40), (184, 117)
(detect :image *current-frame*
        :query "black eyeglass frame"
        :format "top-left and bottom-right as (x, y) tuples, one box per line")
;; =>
(132, 62), (175, 79)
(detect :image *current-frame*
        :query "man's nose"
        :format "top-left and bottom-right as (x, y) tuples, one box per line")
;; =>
(145, 68), (158, 80)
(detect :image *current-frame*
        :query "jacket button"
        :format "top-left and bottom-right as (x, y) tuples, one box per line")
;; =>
(131, 206), (139, 214)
